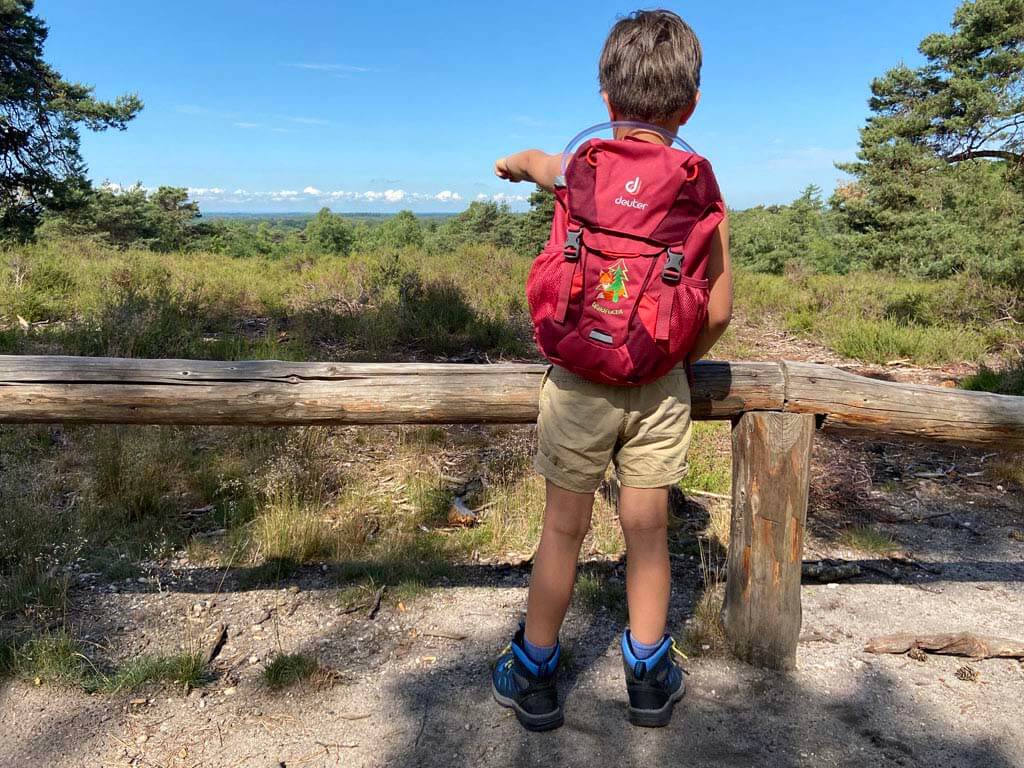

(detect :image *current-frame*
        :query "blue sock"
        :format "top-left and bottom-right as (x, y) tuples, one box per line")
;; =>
(629, 632), (665, 660)
(522, 634), (557, 665)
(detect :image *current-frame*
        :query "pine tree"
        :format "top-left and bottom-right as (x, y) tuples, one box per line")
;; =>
(1, 0), (143, 240)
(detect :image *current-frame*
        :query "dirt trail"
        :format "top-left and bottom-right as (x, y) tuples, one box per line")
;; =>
(2, 325), (1022, 768)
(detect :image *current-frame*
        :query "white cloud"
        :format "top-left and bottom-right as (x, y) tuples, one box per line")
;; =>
(99, 182), (151, 194)
(473, 192), (528, 203)
(234, 122), (261, 129)
(171, 185), (506, 208)
(278, 115), (329, 126)
(286, 63), (372, 73)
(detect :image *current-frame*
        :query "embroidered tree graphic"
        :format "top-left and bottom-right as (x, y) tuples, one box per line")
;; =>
(608, 262), (628, 302)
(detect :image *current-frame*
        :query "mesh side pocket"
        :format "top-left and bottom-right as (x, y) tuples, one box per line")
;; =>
(526, 249), (566, 319)
(667, 282), (709, 354)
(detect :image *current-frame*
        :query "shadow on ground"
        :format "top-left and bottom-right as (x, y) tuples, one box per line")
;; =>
(376, 622), (1017, 768)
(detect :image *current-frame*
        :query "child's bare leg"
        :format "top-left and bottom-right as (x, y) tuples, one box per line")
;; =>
(524, 480), (594, 647)
(619, 485), (670, 644)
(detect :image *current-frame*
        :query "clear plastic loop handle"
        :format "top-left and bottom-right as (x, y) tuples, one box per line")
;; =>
(560, 121), (696, 174)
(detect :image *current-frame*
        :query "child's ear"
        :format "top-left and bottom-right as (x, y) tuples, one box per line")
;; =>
(601, 91), (617, 121)
(677, 91), (701, 127)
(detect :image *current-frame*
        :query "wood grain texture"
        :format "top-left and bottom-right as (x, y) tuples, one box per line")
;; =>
(722, 411), (816, 671)
(0, 356), (780, 425)
(782, 361), (1024, 446)
(864, 633), (1024, 659)
(2, 356), (1021, 443)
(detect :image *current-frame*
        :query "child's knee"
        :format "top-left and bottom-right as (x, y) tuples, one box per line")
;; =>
(618, 487), (669, 536)
(619, 501), (668, 536)
(542, 508), (592, 541)
(620, 511), (667, 537)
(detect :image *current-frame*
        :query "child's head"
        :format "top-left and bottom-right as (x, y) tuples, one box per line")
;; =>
(599, 9), (702, 130)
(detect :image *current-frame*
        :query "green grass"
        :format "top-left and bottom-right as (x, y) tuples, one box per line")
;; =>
(250, 491), (335, 565)
(0, 631), (208, 693)
(961, 355), (1024, 396)
(830, 316), (988, 365)
(680, 422), (732, 496)
(573, 570), (628, 621)
(2, 631), (94, 688)
(682, 582), (727, 657)
(262, 653), (319, 689)
(336, 578), (380, 611)
(0, 633), (207, 693)
(839, 525), (900, 554)
(0, 565), (69, 621)
(682, 540), (728, 656)
(735, 269), (1022, 366)
(98, 652), (207, 693)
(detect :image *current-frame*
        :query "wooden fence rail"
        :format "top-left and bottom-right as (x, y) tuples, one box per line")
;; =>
(2, 355), (1022, 445)
(2, 354), (1022, 669)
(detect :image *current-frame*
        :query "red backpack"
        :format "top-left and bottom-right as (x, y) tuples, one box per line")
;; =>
(526, 131), (725, 386)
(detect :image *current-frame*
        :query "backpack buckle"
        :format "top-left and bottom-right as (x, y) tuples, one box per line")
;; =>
(662, 249), (683, 283)
(563, 228), (582, 261)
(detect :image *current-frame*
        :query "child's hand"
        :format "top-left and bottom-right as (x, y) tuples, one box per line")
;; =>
(494, 150), (561, 192)
(494, 157), (517, 182)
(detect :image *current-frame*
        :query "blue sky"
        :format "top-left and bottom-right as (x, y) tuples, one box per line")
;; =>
(38, 0), (961, 212)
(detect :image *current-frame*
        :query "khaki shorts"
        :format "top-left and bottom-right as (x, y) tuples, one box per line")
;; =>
(533, 364), (693, 493)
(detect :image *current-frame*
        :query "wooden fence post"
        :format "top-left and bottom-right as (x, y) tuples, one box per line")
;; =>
(722, 410), (816, 670)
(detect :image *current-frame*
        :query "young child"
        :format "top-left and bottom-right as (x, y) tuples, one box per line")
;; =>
(490, 10), (732, 730)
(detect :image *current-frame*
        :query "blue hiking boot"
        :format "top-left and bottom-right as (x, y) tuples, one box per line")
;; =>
(621, 630), (687, 727)
(491, 623), (563, 731)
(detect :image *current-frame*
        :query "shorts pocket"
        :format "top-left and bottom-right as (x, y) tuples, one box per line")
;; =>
(538, 364), (554, 410)
(652, 367), (690, 403)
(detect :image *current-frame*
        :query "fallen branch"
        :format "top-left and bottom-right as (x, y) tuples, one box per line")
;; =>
(367, 585), (386, 620)
(802, 560), (862, 583)
(864, 632), (1024, 659)
(418, 630), (468, 641)
(202, 622), (228, 664)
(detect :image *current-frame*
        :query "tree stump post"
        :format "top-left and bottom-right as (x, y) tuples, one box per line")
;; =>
(722, 410), (816, 670)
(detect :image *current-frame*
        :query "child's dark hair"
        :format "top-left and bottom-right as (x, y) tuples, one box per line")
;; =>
(598, 9), (702, 122)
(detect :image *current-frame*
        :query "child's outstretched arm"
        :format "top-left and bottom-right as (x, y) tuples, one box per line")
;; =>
(494, 150), (563, 192)
(687, 215), (732, 362)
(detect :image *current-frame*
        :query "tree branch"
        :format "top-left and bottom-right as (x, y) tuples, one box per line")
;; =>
(944, 149), (1023, 164)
